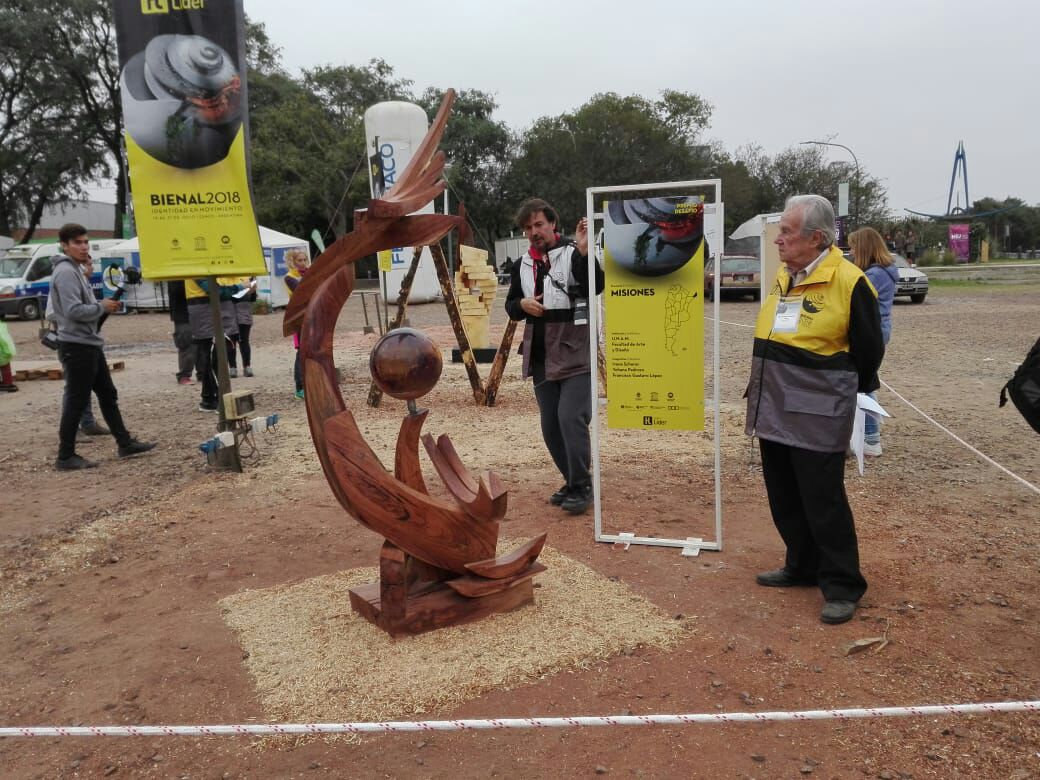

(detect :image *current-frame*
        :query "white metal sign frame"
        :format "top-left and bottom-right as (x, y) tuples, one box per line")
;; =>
(586, 179), (723, 554)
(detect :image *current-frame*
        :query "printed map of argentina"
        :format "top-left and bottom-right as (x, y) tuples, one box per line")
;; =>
(664, 284), (697, 356)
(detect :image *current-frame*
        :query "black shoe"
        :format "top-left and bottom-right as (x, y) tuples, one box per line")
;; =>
(561, 485), (593, 515)
(549, 485), (571, 506)
(80, 422), (110, 436)
(755, 568), (817, 588)
(198, 403), (219, 413)
(55, 454), (98, 470)
(0, 383), (18, 392)
(820, 600), (857, 624)
(118, 439), (156, 458)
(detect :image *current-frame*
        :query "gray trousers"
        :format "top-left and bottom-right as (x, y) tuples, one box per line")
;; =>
(532, 363), (593, 489)
(173, 321), (196, 380)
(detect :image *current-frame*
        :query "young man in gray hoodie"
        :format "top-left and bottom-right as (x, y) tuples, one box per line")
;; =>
(49, 223), (155, 470)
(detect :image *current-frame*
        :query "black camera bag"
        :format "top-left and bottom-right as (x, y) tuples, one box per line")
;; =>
(1000, 335), (1040, 435)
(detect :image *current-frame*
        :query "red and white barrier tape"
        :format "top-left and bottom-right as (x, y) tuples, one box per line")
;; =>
(3, 701), (1038, 738)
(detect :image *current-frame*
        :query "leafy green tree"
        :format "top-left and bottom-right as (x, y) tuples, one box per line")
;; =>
(736, 143), (889, 229)
(244, 15), (283, 75)
(971, 197), (1040, 254)
(49, 0), (126, 237)
(248, 59), (416, 243)
(0, 0), (108, 238)
(502, 91), (715, 230)
(419, 87), (512, 251)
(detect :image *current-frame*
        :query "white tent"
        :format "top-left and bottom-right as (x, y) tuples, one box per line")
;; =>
(97, 226), (310, 310)
(729, 212), (782, 302)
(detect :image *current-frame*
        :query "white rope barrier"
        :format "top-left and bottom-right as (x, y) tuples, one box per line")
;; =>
(879, 378), (1040, 497)
(2, 701), (1037, 738)
(710, 317), (1040, 497)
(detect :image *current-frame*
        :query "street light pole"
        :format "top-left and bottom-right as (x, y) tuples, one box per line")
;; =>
(443, 161), (453, 276)
(800, 140), (861, 228)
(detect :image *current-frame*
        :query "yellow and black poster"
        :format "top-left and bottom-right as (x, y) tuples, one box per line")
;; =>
(113, 0), (265, 280)
(602, 196), (705, 431)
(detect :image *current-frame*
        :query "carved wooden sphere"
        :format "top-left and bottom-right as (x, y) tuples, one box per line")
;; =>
(369, 327), (443, 400)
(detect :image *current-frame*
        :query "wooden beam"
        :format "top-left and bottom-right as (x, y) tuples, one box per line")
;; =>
(483, 319), (517, 407)
(429, 243), (485, 404)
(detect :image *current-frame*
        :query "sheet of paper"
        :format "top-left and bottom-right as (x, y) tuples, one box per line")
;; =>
(850, 393), (892, 475)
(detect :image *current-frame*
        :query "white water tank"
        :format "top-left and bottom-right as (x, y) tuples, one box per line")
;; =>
(364, 101), (441, 303)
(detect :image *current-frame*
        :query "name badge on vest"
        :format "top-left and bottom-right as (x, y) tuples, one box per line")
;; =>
(772, 296), (803, 333)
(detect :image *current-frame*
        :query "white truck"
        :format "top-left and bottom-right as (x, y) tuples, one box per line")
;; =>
(0, 239), (123, 320)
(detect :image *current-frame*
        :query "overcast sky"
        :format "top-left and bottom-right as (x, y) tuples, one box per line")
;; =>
(100, 0), (1039, 218)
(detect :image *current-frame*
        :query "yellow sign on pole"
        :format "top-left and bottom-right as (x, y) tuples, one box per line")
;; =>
(602, 196), (705, 431)
(112, 0), (266, 280)
(378, 250), (393, 272)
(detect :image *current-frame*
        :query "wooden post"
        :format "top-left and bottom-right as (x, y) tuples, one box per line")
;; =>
(367, 246), (424, 408)
(483, 319), (517, 407)
(207, 277), (241, 472)
(430, 243), (485, 404)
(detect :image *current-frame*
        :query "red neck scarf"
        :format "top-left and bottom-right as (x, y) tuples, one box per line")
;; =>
(529, 233), (561, 269)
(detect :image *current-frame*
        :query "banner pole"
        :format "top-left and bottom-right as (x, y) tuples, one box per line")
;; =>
(207, 278), (241, 472)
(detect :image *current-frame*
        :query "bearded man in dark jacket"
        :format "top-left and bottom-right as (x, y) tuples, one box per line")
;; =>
(505, 199), (604, 514)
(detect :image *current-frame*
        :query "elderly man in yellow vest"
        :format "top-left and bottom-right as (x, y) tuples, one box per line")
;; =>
(745, 195), (884, 625)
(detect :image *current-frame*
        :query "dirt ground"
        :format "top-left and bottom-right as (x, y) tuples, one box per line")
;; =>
(1, 281), (1039, 779)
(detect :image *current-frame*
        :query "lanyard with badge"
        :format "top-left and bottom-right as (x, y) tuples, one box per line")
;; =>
(772, 277), (802, 333)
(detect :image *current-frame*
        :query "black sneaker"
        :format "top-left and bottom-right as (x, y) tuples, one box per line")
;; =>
(198, 403), (219, 413)
(55, 454), (98, 470)
(549, 485), (571, 506)
(118, 439), (156, 458)
(561, 485), (593, 515)
(80, 422), (110, 436)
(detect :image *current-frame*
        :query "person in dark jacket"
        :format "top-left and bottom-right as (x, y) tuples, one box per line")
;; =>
(745, 196), (884, 625)
(168, 280), (197, 385)
(505, 198), (604, 515)
(49, 223), (156, 470)
(849, 227), (900, 456)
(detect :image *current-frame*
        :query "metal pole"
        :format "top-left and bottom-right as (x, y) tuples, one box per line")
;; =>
(443, 161), (453, 276)
(800, 140), (861, 228)
(207, 278), (241, 472)
(443, 185), (453, 277)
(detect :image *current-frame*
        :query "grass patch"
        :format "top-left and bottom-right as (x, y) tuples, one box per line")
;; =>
(929, 278), (1040, 291)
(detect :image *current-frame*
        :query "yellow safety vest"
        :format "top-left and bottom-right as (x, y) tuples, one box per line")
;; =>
(745, 246), (874, 452)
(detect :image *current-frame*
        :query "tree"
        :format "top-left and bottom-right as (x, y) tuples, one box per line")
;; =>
(248, 59), (414, 243)
(736, 143), (889, 229)
(0, 0), (107, 238)
(503, 91), (716, 230)
(418, 87), (512, 251)
(244, 15), (283, 75)
(971, 197), (1040, 254)
(48, 0), (126, 237)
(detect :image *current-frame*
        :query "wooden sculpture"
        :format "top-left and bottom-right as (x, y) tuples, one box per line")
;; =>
(283, 89), (546, 637)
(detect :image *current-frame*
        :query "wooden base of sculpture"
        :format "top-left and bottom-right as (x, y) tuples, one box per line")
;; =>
(349, 540), (545, 638)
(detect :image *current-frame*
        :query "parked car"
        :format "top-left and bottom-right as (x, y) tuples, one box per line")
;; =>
(843, 250), (929, 304)
(890, 252), (929, 303)
(704, 255), (760, 301)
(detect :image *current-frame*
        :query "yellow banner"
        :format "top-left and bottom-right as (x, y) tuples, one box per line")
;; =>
(126, 131), (265, 279)
(602, 197), (705, 431)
